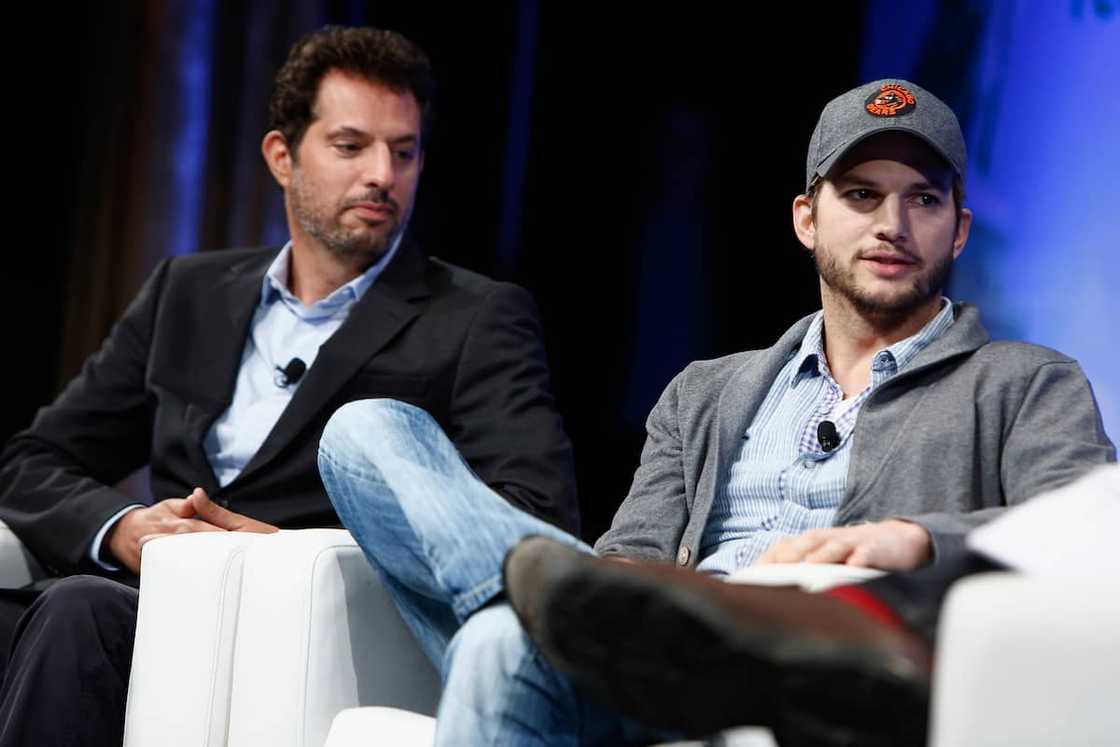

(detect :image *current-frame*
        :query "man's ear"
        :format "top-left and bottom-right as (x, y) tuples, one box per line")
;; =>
(262, 130), (294, 188)
(792, 193), (816, 251)
(952, 207), (972, 260)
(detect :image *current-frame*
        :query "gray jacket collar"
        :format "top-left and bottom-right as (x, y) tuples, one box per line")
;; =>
(712, 302), (990, 503)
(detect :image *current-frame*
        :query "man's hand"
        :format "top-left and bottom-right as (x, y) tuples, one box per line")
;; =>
(106, 488), (279, 574)
(755, 519), (932, 572)
(183, 488), (279, 534)
(106, 493), (225, 574)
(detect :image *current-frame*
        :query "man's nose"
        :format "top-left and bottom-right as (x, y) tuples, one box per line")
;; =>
(360, 143), (395, 192)
(873, 194), (909, 244)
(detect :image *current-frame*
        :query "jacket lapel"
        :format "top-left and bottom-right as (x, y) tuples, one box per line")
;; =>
(231, 240), (431, 487)
(891, 303), (990, 375)
(186, 248), (280, 494)
(842, 302), (990, 509)
(697, 315), (816, 519)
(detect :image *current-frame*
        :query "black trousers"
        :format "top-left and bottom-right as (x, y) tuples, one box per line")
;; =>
(0, 577), (138, 747)
(861, 550), (1007, 644)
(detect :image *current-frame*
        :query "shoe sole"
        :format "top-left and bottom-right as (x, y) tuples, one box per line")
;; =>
(529, 556), (929, 746)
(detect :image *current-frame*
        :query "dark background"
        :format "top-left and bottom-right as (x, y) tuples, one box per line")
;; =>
(10, 1), (870, 542)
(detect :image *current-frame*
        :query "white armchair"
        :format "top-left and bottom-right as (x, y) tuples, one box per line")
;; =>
(930, 573), (1120, 746)
(224, 529), (439, 746)
(0, 519), (47, 588)
(122, 529), (439, 747)
(123, 531), (270, 746)
(0, 520), (439, 747)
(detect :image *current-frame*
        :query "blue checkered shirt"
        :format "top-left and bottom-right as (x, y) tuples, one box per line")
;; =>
(695, 301), (956, 576)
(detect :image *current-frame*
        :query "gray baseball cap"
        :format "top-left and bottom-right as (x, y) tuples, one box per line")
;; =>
(805, 79), (966, 191)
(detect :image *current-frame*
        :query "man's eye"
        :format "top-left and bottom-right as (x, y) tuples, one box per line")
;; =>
(914, 193), (941, 206)
(333, 143), (360, 155)
(395, 149), (416, 161)
(848, 189), (874, 200)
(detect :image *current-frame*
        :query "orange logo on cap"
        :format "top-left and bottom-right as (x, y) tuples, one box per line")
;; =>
(865, 84), (916, 117)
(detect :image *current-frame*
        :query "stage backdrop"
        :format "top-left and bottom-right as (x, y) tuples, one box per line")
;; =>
(10, 2), (1116, 539)
(863, 0), (1119, 440)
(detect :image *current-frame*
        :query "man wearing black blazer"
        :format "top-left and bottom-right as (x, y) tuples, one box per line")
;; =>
(0, 27), (577, 746)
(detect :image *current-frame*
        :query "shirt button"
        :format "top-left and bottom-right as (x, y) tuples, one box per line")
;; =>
(677, 546), (691, 566)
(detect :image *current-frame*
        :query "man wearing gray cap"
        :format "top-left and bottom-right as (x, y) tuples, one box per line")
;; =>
(317, 79), (1113, 744)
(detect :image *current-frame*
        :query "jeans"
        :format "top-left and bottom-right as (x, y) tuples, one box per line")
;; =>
(318, 398), (668, 745)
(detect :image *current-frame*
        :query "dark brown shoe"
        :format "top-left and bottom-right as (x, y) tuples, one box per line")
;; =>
(503, 537), (931, 746)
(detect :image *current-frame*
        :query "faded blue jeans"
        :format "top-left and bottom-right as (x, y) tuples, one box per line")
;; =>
(317, 399), (668, 745)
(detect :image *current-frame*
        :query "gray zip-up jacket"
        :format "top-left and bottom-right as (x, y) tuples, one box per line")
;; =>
(595, 304), (1116, 567)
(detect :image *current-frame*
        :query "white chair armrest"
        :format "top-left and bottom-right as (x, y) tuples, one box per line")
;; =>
(123, 531), (269, 747)
(0, 519), (48, 588)
(227, 529), (440, 747)
(318, 709), (779, 747)
(931, 573), (1120, 746)
(727, 562), (884, 591)
(323, 707), (436, 747)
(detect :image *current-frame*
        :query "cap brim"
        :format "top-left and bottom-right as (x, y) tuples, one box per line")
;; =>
(810, 125), (962, 189)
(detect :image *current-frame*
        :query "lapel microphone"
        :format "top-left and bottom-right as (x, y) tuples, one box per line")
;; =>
(817, 420), (841, 452)
(274, 358), (307, 388)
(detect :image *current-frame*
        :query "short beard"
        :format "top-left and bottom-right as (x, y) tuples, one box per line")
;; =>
(289, 168), (402, 263)
(814, 241), (953, 323)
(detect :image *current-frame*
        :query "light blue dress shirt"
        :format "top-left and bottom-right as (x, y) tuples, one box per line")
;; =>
(202, 239), (399, 486)
(90, 237), (401, 568)
(696, 300), (956, 576)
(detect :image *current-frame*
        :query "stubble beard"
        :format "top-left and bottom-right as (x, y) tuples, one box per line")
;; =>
(289, 167), (404, 264)
(813, 240), (954, 323)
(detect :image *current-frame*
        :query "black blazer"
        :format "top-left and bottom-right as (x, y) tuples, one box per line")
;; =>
(0, 242), (578, 578)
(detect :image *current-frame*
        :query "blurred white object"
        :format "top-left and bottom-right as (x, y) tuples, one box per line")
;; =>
(0, 519), (47, 588)
(968, 463), (1119, 577)
(931, 573), (1120, 746)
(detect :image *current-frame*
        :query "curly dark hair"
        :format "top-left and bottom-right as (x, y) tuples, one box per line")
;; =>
(268, 26), (436, 157)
